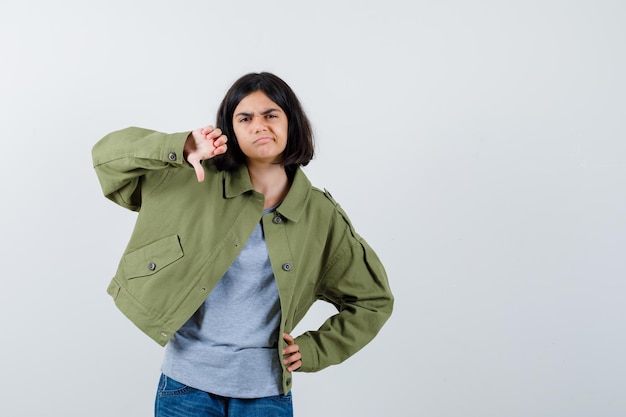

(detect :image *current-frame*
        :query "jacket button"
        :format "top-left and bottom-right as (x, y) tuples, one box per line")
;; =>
(273, 215), (283, 224)
(148, 262), (156, 271)
(282, 263), (292, 271)
(286, 377), (292, 385)
(168, 152), (177, 161)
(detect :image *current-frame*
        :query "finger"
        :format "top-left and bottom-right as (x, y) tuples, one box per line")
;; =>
(287, 360), (302, 372)
(200, 125), (215, 136)
(204, 127), (222, 141)
(284, 353), (301, 370)
(211, 135), (228, 154)
(284, 351), (301, 363)
(214, 134), (228, 146)
(283, 333), (295, 345)
(191, 160), (205, 182)
(283, 341), (300, 352)
(286, 352), (302, 372)
(213, 143), (228, 156)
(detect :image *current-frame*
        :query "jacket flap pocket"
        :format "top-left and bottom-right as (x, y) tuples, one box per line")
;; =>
(122, 235), (183, 279)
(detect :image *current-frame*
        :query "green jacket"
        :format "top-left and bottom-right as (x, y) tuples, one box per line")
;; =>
(92, 127), (394, 394)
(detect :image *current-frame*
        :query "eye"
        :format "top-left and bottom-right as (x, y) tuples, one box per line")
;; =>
(266, 113), (278, 119)
(238, 116), (250, 123)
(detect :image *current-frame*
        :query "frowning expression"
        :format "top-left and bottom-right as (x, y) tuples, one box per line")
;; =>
(232, 90), (288, 165)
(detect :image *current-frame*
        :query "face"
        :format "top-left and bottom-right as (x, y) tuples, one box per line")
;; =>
(232, 90), (288, 165)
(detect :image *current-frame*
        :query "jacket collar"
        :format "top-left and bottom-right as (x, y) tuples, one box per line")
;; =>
(277, 168), (311, 223)
(223, 164), (255, 197)
(223, 165), (311, 223)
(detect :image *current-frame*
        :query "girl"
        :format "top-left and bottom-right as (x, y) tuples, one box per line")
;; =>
(92, 72), (393, 417)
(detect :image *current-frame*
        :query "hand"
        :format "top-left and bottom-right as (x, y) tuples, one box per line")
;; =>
(184, 126), (228, 182)
(282, 333), (302, 372)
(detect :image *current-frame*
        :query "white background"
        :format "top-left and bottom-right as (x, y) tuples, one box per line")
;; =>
(1, 1), (625, 416)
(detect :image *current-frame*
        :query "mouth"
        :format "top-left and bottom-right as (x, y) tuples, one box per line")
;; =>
(253, 136), (274, 144)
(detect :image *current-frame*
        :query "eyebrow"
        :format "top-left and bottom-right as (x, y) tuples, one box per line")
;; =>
(234, 108), (282, 118)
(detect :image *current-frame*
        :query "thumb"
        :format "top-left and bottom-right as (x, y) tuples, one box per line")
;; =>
(190, 159), (205, 182)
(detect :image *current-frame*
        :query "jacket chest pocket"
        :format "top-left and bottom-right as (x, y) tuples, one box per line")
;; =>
(122, 235), (184, 279)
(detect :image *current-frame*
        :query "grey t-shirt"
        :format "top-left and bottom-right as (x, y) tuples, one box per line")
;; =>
(161, 212), (282, 398)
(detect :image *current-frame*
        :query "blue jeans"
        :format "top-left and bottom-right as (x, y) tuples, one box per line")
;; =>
(155, 374), (293, 417)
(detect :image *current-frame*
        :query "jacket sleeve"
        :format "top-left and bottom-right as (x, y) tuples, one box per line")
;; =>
(294, 206), (394, 372)
(91, 127), (190, 211)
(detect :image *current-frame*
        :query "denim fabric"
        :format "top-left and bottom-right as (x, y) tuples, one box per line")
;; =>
(155, 374), (293, 417)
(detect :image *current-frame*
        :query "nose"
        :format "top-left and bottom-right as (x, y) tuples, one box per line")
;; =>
(251, 114), (267, 132)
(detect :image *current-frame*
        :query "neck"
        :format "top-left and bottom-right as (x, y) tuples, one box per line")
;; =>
(247, 162), (290, 210)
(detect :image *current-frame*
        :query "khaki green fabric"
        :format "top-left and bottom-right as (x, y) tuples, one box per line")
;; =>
(92, 127), (394, 394)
